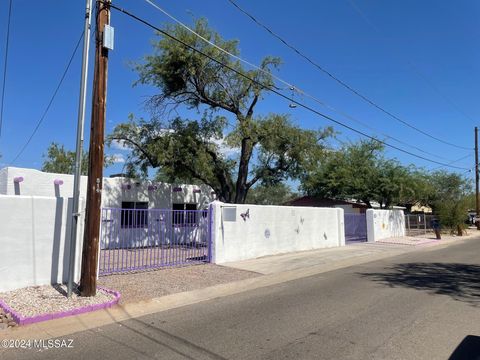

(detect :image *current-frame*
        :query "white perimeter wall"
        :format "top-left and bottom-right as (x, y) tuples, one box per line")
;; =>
(211, 202), (345, 264)
(0, 195), (84, 292)
(366, 209), (405, 242)
(0, 167), (214, 210)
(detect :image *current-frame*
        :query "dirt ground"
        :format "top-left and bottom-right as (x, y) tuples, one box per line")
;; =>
(97, 263), (259, 304)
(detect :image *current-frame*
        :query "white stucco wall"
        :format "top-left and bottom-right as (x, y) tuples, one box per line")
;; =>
(0, 167), (214, 209)
(0, 195), (84, 292)
(366, 209), (405, 242)
(210, 202), (345, 264)
(0, 167), (216, 291)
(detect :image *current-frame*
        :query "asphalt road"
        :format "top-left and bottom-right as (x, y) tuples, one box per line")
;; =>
(4, 239), (480, 360)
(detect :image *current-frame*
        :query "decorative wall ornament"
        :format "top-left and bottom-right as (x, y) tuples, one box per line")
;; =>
(240, 209), (250, 222)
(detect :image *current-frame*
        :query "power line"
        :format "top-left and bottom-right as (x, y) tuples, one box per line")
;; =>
(142, 0), (455, 162)
(225, 0), (472, 151)
(430, 154), (473, 172)
(0, 0), (13, 139)
(9, 31), (84, 165)
(348, 0), (476, 124)
(106, 3), (470, 171)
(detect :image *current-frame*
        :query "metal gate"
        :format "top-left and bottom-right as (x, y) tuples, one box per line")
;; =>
(405, 214), (435, 237)
(344, 213), (367, 242)
(99, 207), (212, 275)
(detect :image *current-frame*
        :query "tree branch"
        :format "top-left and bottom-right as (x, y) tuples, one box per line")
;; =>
(111, 136), (158, 168)
(246, 93), (259, 119)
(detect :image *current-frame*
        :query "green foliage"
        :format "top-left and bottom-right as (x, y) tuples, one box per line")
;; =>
(428, 171), (471, 234)
(301, 140), (422, 208)
(435, 199), (469, 235)
(302, 138), (473, 234)
(110, 18), (332, 203)
(300, 139), (450, 209)
(135, 18), (279, 116)
(109, 114), (329, 203)
(246, 182), (296, 205)
(42, 143), (89, 175)
(41, 142), (113, 175)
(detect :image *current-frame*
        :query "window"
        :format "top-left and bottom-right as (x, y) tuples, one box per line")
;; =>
(172, 203), (185, 226)
(121, 201), (148, 228)
(172, 203), (198, 226)
(185, 203), (197, 225)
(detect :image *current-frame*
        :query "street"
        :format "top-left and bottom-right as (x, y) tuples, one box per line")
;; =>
(3, 238), (480, 360)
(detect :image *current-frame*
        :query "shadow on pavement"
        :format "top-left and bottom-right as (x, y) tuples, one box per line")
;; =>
(360, 262), (480, 306)
(449, 335), (480, 360)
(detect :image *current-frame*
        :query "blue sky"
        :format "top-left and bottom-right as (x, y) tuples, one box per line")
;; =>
(0, 0), (479, 180)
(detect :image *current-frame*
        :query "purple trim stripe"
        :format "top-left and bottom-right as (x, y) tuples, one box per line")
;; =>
(0, 287), (120, 326)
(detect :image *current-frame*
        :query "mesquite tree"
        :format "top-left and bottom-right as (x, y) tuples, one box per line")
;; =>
(109, 19), (331, 203)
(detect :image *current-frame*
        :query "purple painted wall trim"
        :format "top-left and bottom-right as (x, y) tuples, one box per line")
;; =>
(0, 286), (121, 326)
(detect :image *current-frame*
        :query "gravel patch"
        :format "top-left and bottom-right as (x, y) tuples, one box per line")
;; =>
(0, 284), (117, 319)
(98, 263), (259, 304)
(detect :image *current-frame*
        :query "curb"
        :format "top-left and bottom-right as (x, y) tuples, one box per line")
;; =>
(1, 235), (478, 340)
(0, 287), (121, 326)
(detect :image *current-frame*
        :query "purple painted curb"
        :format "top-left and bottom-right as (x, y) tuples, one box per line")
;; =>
(0, 286), (121, 326)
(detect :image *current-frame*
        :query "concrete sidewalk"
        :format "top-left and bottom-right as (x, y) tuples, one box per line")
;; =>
(2, 233), (478, 342)
(222, 233), (478, 275)
(221, 242), (409, 275)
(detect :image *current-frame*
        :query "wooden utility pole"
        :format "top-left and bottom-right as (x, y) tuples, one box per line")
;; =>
(80, 0), (111, 297)
(476, 127), (480, 230)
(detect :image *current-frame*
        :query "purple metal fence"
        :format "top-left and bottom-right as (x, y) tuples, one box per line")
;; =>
(344, 213), (367, 242)
(99, 207), (212, 276)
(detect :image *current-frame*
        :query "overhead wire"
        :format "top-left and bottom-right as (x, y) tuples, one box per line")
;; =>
(142, 0), (457, 161)
(106, 3), (471, 171)
(429, 154), (473, 172)
(0, 0), (13, 139)
(9, 31), (85, 165)
(224, 0), (472, 151)
(348, 0), (476, 124)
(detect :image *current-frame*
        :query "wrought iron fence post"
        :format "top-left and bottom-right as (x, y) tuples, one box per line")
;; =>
(423, 213), (427, 236)
(407, 215), (411, 236)
(208, 204), (213, 263)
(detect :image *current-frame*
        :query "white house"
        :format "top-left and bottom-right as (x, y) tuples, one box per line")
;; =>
(0, 166), (215, 210)
(0, 167), (217, 292)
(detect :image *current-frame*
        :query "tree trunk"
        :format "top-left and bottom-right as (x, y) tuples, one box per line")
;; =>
(234, 138), (254, 204)
(457, 225), (464, 236)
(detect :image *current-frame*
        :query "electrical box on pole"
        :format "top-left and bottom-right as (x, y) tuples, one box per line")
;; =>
(103, 24), (114, 50)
